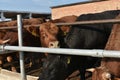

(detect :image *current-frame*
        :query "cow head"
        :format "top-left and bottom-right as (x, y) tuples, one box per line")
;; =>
(87, 67), (112, 80)
(40, 22), (60, 48)
(39, 15), (77, 48)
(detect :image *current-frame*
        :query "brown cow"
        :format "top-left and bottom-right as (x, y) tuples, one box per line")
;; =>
(39, 15), (77, 56)
(0, 18), (45, 72)
(51, 15), (77, 36)
(39, 15), (79, 80)
(88, 14), (120, 80)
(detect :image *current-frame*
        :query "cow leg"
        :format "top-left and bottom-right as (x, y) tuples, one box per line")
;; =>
(79, 68), (86, 80)
(6, 55), (18, 72)
(6, 56), (13, 63)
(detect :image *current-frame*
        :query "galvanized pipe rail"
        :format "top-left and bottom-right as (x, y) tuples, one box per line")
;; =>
(0, 45), (120, 58)
(17, 15), (27, 80)
(0, 15), (27, 80)
(1, 19), (120, 30)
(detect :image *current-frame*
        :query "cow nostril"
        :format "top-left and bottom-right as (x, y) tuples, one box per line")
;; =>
(50, 43), (54, 46)
(49, 42), (55, 48)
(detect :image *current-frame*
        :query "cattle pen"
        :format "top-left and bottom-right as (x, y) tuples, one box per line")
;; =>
(0, 14), (120, 80)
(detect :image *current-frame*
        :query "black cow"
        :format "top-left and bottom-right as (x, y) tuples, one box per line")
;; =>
(38, 10), (120, 80)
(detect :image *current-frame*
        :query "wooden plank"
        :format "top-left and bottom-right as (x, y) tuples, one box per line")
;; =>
(0, 69), (38, 80)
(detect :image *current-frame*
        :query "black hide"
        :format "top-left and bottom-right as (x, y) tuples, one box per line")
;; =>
(38, 10), (120, 80)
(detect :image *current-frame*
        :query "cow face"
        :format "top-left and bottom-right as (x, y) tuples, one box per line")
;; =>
(40, 22), (59, 48)
(89, 67), (111, 80)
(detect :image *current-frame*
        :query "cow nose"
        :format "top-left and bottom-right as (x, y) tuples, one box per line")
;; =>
(102, 72), (111, 80)
(105, 73), (111, 79)
(49, 41), (60, 48)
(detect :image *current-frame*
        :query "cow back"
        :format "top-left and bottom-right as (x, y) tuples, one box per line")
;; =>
(101, 14), (120, 78)
(65, 10), (120, 49)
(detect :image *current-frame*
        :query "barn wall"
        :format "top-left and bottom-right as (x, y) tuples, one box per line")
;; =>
(51, 0), (120, 19)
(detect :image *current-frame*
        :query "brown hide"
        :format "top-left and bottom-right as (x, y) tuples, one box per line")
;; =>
(39, 15), (77, 48)
(39, 15), (77, 58)
(101, 25), (120, 78)
(50, 15), (77, 34)
(0, 18), (43, 44)
(0, 18), (45, 72)
(102, 14), (120, 78)
(0, 18), (44, 44)
(40, 22), (59, 48)
(92, 14), (120, 80)
(0, 18), (44, 26)
(92, 67), (110, 80)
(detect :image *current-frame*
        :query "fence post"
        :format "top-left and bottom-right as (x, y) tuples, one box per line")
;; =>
(17, 14), (27, 80)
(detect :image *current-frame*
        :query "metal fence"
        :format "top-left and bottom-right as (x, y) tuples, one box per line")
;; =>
(0, 15), (120, 80)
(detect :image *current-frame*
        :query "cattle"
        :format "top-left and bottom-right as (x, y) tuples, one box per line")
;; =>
(38, 10), (120, 80)
(0, 39), (10, 44)
(0, 18), (45, 72)
(88, 14), (120, 80)
(39, 15), (77, 56)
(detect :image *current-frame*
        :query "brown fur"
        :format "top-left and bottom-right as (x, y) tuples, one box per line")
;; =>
(91, 14), (120, 80)
(40, 15), (77, 48)
(0, 18), (45, 72)
(50, 15), (77, 35)
(40, 22), (59, 47)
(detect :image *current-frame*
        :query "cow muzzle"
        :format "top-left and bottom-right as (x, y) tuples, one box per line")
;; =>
(48, 41), (60, 48)
(102, 72), (111, 80)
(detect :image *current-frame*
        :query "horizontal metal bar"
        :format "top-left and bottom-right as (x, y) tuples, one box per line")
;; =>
(56, 19), (120, 26)
(0, 45), (120, 58)
(0, 19), (120, 30)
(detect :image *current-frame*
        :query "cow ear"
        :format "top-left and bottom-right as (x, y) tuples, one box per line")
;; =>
(86, 68), (95, 72)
